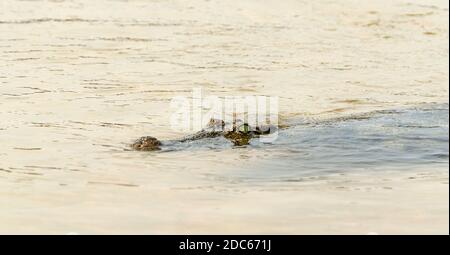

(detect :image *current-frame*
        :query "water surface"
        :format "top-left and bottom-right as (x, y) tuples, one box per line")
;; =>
(0, 0), (448, 234)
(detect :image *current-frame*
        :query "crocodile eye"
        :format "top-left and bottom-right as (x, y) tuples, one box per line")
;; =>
(238, 123), (250, 133)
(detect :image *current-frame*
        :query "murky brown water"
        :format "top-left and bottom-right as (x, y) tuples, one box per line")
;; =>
(0, 0), (448, 234)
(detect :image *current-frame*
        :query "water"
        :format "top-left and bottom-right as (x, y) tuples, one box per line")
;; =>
(0, 0), (448, 234)
(144, 104), (449, 184)
(1, 0), (448, 182)
(3, 104), (446, 234)
(242, 104), (449, 180)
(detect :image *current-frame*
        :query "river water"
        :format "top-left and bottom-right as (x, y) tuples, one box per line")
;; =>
(0, 0), (448, 234)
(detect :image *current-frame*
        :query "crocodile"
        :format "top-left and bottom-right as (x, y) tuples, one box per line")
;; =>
(131, 118), (277, 151)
